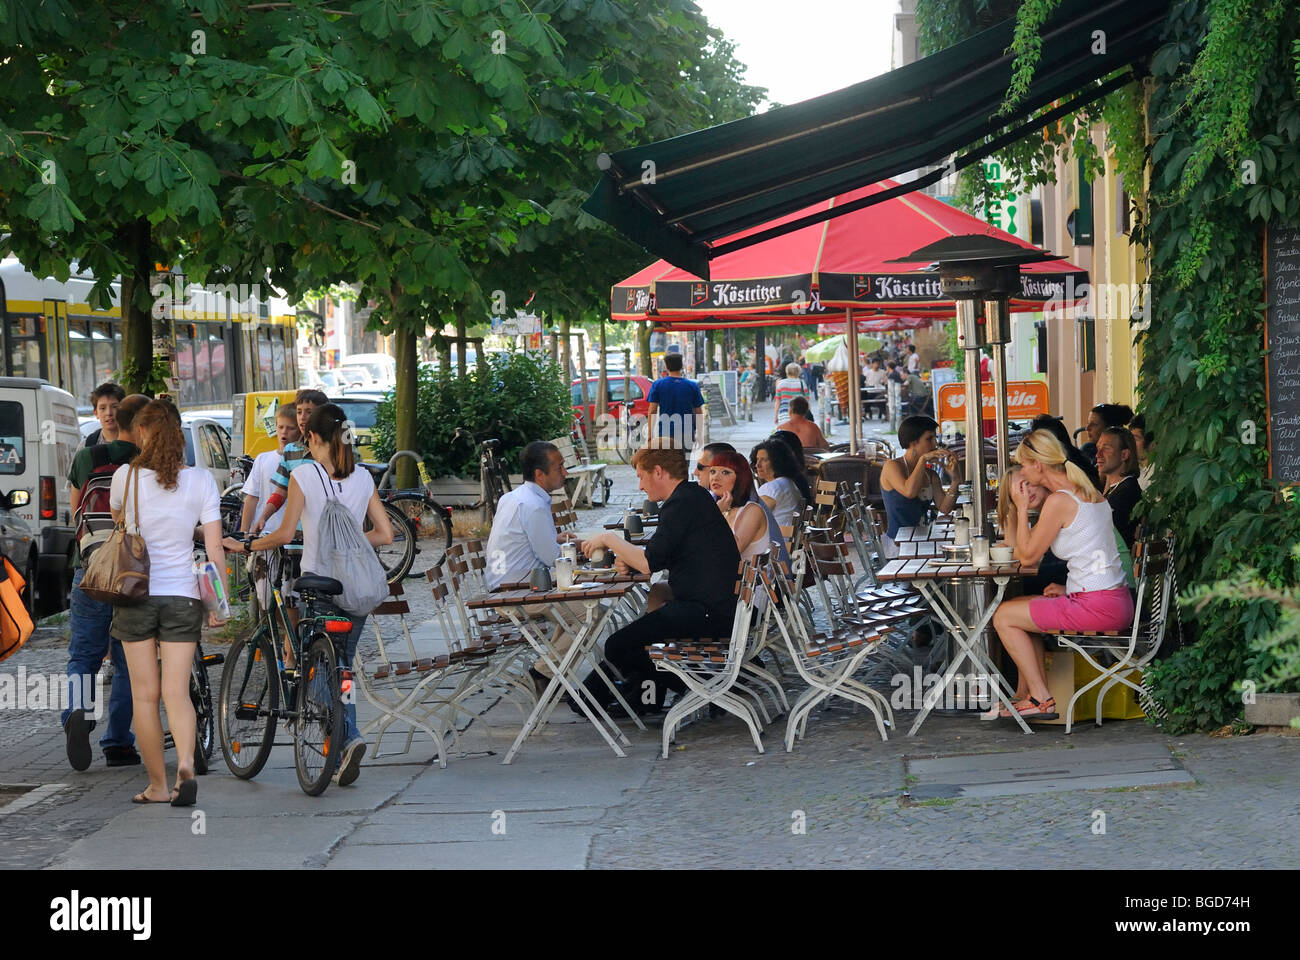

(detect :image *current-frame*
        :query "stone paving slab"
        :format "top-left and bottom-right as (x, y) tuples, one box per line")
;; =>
(907, 742), (1194, 798)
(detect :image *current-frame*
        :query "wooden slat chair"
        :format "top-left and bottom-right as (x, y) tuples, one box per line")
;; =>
(649, 562), (765, 757)
(353, 578), (484, 764)
(551, 495), (579, 535)
(761, 554), (926, 750)
(549, 435), (609, 509)
(1055, 532), (1177, 733)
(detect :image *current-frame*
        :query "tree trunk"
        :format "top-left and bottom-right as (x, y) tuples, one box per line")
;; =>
(118, 218), (154, 395)
(394, 323), (419, 488)
(454, 304), (467, 379)
(638, 320), (652, 376)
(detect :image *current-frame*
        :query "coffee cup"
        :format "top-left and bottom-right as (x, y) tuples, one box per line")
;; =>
(990, 544), (1014, 564)
(624, 513), (643, 536)
(643, 499), (659, 516)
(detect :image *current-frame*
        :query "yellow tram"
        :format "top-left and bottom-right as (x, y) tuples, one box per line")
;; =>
(0, 257), (298, 411)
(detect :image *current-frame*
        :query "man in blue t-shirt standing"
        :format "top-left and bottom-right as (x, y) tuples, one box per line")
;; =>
(646, 353), (704, 448)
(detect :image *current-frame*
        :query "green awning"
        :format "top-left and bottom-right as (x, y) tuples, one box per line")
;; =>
(582, 0), (1170, 279)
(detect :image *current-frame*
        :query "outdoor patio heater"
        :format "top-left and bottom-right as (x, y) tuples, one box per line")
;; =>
(889, 235), (1060, 536)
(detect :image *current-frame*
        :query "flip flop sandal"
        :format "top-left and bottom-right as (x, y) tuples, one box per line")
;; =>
(170, 779), (198, 807)
(1014, 696), (1058, 720)
(132, 792), (170, 804)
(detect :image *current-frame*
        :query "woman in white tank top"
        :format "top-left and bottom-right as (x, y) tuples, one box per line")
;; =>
(226, 404), (394, 787)
(990, 430), (1135, 720)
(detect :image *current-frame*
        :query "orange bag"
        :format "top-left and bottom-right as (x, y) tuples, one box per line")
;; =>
(0, 555), (35, 663)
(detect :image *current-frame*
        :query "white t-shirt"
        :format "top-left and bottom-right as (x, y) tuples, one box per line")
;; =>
(907, 352), (920, 374)
(110, 465), (220, 599)
(293, 461), (376, 578)
(863, 367), (888, 388)
(243, 449), (285, 534)
(758, 477), (803, 527)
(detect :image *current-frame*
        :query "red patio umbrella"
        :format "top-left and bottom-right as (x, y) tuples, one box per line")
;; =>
(611, 179), (1085, 325)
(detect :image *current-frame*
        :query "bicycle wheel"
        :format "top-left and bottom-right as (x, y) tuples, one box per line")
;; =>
(389, 493), (453, 578)
(218, 632), (279, 780)
(295, 635), (343, 797)
(191, 647), (215, 775)
(370, 502), (415, 584)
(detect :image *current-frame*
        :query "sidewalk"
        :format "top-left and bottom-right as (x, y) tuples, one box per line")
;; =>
(1, 402), (1296, 870)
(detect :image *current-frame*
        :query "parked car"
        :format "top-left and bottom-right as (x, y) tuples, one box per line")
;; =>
(180, 411), (233, 490)
(570, 374), (653, 427)
(327, 396), (380, 461)
(0, 377), (83, 609)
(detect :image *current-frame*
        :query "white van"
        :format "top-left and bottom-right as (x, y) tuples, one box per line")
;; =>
(0, 378), (82, 603)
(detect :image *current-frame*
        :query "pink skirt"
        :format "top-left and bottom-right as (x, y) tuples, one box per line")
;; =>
(1028, 587), (1134, 633)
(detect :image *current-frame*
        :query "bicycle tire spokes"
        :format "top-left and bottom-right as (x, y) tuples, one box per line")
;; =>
(294, 636), (343, 796)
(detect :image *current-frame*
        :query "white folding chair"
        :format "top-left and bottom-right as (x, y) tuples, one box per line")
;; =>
(1055, 532), (1176, 733)
(650, 562), (765, 757)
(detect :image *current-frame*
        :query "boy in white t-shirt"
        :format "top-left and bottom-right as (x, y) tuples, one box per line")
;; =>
(239, 404), (299, 616)
(239, 403), (300, 533)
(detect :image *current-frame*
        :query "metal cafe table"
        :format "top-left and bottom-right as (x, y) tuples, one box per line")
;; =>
(875, 522), (1039, 735)
(466, 574), (648, 764)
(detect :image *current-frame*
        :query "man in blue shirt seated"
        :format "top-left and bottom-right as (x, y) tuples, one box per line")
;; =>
(646, 353), (704, 448)
(485, 441), (578, 691)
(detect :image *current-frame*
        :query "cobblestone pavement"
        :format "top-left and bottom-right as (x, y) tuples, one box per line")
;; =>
(2, 400), (1296, 869)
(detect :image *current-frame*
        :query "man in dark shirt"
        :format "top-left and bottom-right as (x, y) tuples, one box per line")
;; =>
(646, 353), (704, 448)
(581, 444), (740, 713)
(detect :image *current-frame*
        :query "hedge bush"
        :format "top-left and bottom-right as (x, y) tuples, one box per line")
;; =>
(372, 351), (570, 479)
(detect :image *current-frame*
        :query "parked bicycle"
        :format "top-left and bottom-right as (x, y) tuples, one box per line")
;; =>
(452, 422), (514, 522)
(360, 450), (454, 580)
(217, 536), (350, 796)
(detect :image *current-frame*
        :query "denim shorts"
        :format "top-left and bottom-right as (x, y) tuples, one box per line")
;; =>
(112, 596), (204, 644)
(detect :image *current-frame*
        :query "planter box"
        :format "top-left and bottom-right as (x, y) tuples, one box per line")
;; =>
(1244, 692), (1300, 732)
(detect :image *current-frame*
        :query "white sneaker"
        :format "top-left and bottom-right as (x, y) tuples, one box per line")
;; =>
(335, 737), (366, 786)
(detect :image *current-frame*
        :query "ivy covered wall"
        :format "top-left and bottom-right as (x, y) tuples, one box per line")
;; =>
(1138, 0), (1300, 731)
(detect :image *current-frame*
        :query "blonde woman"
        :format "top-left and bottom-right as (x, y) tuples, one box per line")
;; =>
(990, 431), (1134, 720)
(110, 400), (227, 806)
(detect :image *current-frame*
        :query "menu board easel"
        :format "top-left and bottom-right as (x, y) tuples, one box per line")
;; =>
(1264, 223), (1300, 482)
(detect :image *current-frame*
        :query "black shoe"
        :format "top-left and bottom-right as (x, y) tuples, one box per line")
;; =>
(527, 666), (550, 698)
(104, 746), (141, 767)
(65, 710), (92, 772)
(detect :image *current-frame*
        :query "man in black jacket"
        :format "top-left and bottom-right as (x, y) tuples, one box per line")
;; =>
(581, 444), (740, 713)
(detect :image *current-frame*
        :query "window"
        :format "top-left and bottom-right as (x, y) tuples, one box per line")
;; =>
(207, 326), (229, 402)
(93, 321), (118, 385)
(7, 316), (42, 380)
(69, 320), (95, 403)
(0, 400), (25, 475)
(200, 424), (228, 471)
(257, 328), (274, 389)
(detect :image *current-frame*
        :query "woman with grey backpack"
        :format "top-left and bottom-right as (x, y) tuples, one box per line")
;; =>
(226, 404), (394, 786)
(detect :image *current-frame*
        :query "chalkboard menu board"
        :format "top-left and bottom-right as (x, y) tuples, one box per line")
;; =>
(1267, 223), (1300, 481)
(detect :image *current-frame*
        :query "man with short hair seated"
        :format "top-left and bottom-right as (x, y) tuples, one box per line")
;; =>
(774, 395), (828, 452)
(579, 444), (741, 714)
(485, 441), (577, 691)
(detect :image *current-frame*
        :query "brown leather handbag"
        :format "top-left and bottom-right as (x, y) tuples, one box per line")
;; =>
(78, 463), (151, 605)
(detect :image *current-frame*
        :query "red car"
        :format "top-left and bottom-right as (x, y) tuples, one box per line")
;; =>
(570, 375), (653, 432)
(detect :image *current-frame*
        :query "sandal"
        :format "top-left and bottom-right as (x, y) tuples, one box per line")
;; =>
(131, 791), (170, 804)
(171, 777), (198, 807)
(1002, 696), (1058, 720)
